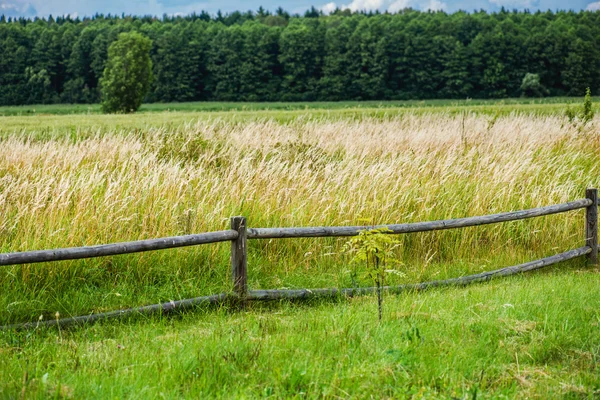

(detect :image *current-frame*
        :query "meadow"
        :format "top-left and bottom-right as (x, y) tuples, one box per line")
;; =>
(1, 102), (599, 398)
(0, 96), (597, 118)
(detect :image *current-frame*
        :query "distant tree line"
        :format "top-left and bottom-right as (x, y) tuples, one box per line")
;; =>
(0, 8), (599, 105)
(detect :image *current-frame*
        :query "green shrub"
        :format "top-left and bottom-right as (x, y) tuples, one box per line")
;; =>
(520, 73), (548, 98)
(582, 87), (594, 124)
(564, 87), (594, 129)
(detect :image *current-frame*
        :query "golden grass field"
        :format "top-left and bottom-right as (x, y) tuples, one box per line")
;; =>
(1, 113), (597, 294)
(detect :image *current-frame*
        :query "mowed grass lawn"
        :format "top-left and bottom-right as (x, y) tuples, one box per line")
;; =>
(1, 101), (599, 398)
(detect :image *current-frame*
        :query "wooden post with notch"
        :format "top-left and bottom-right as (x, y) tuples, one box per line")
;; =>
(231, 216), (248, 298)
(586, 188), (598, 266)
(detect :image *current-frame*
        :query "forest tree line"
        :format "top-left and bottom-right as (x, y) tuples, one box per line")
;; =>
(0, 8), (599, 105)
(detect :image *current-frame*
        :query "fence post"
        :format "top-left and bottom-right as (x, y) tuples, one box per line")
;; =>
(231, 216), (248, 298)
(586, 188), (598, 266)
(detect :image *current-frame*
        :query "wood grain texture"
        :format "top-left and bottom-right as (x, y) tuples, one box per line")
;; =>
(247, 199), (592, 239)
(0, 230), (238, 266)
(586, 189), (598, 265)
(231, 216), (248, 296)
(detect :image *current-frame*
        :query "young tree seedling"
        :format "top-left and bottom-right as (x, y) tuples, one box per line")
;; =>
(344, 227), (403, 321)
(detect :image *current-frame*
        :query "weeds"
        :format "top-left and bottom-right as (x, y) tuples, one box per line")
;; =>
(564, 87), (595, 131)
(583, 87), (595, 124)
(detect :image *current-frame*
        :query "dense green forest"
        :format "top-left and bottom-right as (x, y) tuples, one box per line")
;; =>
(0, 8), (599, 105)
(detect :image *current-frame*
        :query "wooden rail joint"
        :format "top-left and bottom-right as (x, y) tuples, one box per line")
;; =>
(586, 188), (598, 266)
(231, 216), (248, 299)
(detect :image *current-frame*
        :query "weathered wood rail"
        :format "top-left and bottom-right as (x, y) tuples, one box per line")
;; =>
(1, 189), (598, 330)
(0, 230), (238, 266)
(247, 199), (592, 239)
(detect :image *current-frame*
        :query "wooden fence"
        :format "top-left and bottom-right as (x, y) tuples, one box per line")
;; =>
(1, 189), (597, 330)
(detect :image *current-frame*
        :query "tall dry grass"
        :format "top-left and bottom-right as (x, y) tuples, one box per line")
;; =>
(1, 113), (598, 321)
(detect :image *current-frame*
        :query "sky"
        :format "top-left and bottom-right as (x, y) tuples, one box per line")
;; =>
(1, 0), (598, 19)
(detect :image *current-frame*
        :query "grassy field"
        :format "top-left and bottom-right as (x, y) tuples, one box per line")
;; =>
(2, 269), (599, 399)
(0, 97), (595, 117)
(1, 102), (599, 397)
(0, 98), (597, 142)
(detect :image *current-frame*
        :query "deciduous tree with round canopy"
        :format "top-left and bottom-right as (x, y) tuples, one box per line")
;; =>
(100, 31), (153, 113)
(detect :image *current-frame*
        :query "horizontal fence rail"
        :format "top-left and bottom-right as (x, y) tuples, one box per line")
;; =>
(248, 246), (592, 300)
(0, 230), (238, 266)
(1, 293), (229, 331)
(2, 246), (590, 331)
(1, 190), (597, 330)
(0, 200), (591, 267)
(248, 199), (592, 239)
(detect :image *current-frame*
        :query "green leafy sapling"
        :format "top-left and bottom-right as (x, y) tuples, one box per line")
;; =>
(582, 87), (594, 125)
(344, 228), (403, 321)
(565, 87), (594, 130)
(564, 103), (576, 124)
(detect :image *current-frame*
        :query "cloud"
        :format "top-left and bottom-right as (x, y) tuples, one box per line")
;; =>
(7, 0), (211, 18)
(341, 0), (385, 11)
(5, 0), (587, 19)
(320, 1), (337, 13)
(425, 0), (446, 10)
(319, 0), (449, 12)
(0, 0), (37, 17)
(388, 0), (411, 12)
(586, 1), (600, 10)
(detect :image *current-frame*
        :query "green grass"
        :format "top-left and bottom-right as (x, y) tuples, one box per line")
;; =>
(0, 97), (593, 116)
(0, 97), (597, 140)
(2, 266), (599, 398)
(1, 107), (599, 397)
(1, 104), (597, 141)
(0, 96), (598, 124)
